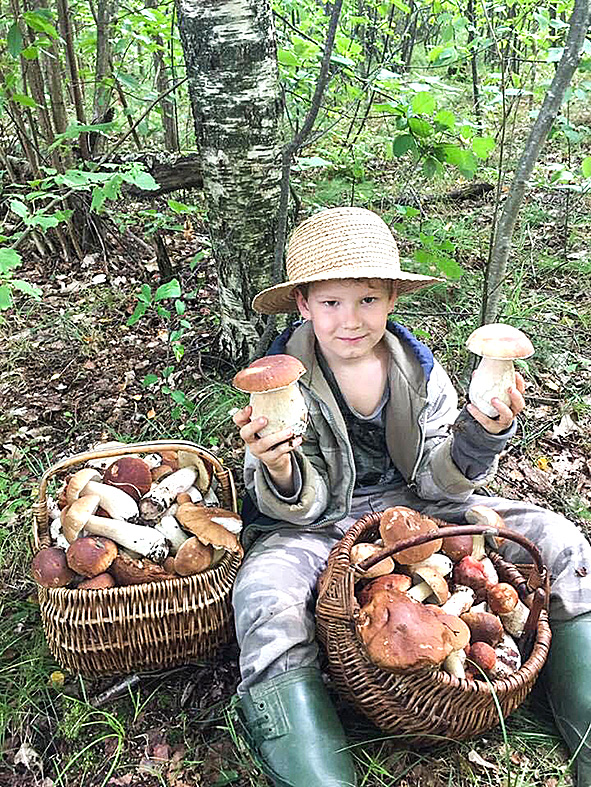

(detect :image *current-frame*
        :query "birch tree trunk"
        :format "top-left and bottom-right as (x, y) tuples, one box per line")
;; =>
(176, 0), (283, 362)
(482, 0), (589, 324)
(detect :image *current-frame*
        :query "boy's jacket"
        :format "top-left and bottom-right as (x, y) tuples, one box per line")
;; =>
(243, 320), (498, 542)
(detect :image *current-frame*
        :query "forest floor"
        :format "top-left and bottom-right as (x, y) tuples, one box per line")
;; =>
(1, 175), (591, 786)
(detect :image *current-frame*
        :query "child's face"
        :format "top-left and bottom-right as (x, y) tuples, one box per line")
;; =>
(294, 279), (397, 363)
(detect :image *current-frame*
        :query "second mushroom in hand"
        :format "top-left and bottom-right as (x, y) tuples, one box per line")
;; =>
(465, 323), (533, 418)
(232, 354), (308, 439)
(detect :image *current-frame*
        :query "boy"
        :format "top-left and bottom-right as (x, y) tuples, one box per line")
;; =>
(232, 207), (591, 787)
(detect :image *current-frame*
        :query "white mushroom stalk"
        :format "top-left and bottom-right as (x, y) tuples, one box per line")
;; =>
(139, 467), (198, 520)
(440, 585), (475, 617)
(63, 496), (169, 562)
(66, 467), (139, 520)
(407, 553), (453, 578)
(465, 323), (534, 418)
(154, 504), (189, 555)
(443, 648), (467, 679)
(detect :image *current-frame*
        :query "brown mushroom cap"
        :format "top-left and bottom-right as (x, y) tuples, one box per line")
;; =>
(411, 566), (450, 604)
(453, 556), (490, 601)
(177, 451), (213, 493)
(351, 543), (395, 578)
(379, 507), (442, 565)
(466, 323), (534, 360)
(77, 572), (116, 590)
(66, 535), (118, 577)
(109, 553), (176, 585)
(441, 534), (475, 562)
(468, 641), (497, 676)
(103, 457), (152, 501)
(174, 537), (215, 575)
(175, 502), (242, 554)
(460, 610), (504, 647)
(31, 547), (76, 588)
(356, 589), (459, 673)
(357, 573), (412, 606)
(487, 583), (519, 615)
(233, 354), (306, 393)
(428, 606), (471, 650)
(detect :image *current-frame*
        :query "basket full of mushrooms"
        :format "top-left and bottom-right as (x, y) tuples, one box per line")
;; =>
(31, 440), (243, 677)
(316, 506), (552, 743)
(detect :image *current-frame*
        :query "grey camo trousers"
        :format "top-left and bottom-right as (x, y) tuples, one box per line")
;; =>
(232, 487), (591, 695)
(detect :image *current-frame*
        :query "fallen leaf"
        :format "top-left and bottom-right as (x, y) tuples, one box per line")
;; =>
(14, 741), (43, 773)
(552, 413), (579, 439)
(467, 748), (497, 770)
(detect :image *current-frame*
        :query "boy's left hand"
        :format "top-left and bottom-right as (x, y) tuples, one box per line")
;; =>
(467, 372), (526, 435)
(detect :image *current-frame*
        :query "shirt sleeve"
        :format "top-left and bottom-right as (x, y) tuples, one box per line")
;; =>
(450, 405), (517, 479)
(261, 454), (303, 502)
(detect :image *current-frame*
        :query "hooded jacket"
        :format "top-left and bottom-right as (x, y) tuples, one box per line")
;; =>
(243, 320), (507, 542)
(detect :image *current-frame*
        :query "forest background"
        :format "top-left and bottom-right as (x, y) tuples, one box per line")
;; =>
(1, 0), (591, 784)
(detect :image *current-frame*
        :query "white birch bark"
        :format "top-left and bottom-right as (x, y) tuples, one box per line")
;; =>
(176, 0), (283, 361)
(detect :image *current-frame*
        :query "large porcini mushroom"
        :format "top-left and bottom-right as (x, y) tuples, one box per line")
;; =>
(356, 589), (460, 673)
(441, 585), (475, 616)
(139, 466), (199, 520)
(62, 495), (169, 562)
(379, 507), (442, 566)
(65, 467), (139, 520)
(464, 505), (507, 550)
(429, 606), (471, 679)
(357, 574), (412, 606)
(66, 535), (118, 577)
(466, 323), (534, 418)
(102, 457), (152, 502)
(109, 553), (176, 585)
(460, 609), (504, 647)
(487, 582), (530, 638)
(177, 450), (213, 494)
(175, 502), (242, 555)
(174, 537), (215, 575)
(232, 354), (308, 439)
(77, 572), (116, 590)
(441, 533), (485, 562)
(31, 547), (75, 588)
(453, 555), (491, 601)
(405, 552), (453, 578)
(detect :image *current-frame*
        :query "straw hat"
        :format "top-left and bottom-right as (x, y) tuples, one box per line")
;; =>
(253, 207), (442, 314)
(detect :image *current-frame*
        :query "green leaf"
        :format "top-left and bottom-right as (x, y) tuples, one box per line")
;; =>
(411, 91), (435, 115)
(123, 169), (159, 191)
(408, 117), (432, 138)
(138, 283), (153, 304)
(422, 156), (442, 178)
(12, 279), (42, 298)
(581, 157), (591, 178)
(21, 45), (38, 60)
(392, 134), (416, 156)
(0, 285), (13, 310)
(154, 279), (182, 301)
(330, 52), (355, 67)
(435, 256), (464, 279)
(391, 0), (411, 12)
(472, 136), (495, 159)
(90, 186), (106, 212)
(7, 23), (23, 57)
(0, 248), (22, 272)
(10, 199), (28, 219)
(23, 10), (58, 38)
(547, 47), (564, 63)
(168, 199), (191, 213)
(434, 110), (455, 130)
(126, 301), (148, 326)
(142, 374), (159, 386)
(277, 48), (298, 67)
(175, 299), (186, 315)
(27, 214), (59, 230)
(12, 92), (37, 107)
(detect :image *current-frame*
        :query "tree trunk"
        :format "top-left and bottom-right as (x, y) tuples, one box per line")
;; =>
(148, 0), (179, 152)
(176, 0), (283, 362)
(482, 0), (589, 324)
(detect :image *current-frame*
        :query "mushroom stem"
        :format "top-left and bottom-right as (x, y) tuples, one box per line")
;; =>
(84, 515), (168, 562)
(440, 585), (475, 617)
(154, 514), (189, 555)
(469, 357), (515, 418)
(249, 385), (308, 438)
(443, 649), (466, 679)
(82, 480), (139, 520)
(139, 467), (198, 520)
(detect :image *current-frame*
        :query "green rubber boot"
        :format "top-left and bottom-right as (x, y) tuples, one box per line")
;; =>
(234, 666), (357, 787)
(544, 613), (591, 787)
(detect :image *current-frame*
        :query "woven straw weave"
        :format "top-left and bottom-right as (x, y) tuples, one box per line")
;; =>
(31, 440), (241, 677)
(253, 208), (440, 314)
(316, 512), (552, 744)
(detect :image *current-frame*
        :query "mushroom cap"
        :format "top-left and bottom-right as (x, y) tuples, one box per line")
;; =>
(66, 535), (118, 577)
(379, 507), (442, 565)
(465, 323), (534, 360)
(411, 566), (450, 604)
(103, 457), (152, 501)
(441, 534), (475, 563)
(177, 451), (213, 493)
(232, 354), (306, 393)
(465, 505), (507, 548)
(468, 641), (497, 675)
(174, 537), (215, 575)
(31, 547), (75, 588)
(65, 468), (101, 505)
(175, 502), (242, 554)
(108, 553), (176, 585)
(357, 573), (412, 606)
(62, 495), (101, 542)
(77, 572), (116, 590)
(487, 582), (519, 615)
(427, 606), (471, 650)
(356, 589), (458, 673)
(351, 543), (395, 578)
(460, 610), (504, 647)
(453, 555), (490, 600)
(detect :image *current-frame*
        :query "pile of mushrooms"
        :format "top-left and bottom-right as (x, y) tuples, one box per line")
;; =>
(31, 443), (243, 590)
(354, 505), (529, 681)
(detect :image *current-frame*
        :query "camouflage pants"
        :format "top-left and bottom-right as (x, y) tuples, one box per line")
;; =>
(232, 487), (591, 694)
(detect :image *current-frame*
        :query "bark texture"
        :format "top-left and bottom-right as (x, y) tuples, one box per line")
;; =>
(483, 0), (590, 324)
(176, 0), (283, 362)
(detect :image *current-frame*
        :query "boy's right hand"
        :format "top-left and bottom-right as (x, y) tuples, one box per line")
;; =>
(233, 405), (302, 481)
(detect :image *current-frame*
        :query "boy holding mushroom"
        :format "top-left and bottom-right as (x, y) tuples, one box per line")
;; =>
(232, 207), (591, 787)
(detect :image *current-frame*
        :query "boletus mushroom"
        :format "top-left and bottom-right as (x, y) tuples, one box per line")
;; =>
(379, 506), (442, 566)
(232, 354), (308, 439)
(466, 323), (533, 418)
(66, 535), (118, 577)
(31, 547), (76, 588)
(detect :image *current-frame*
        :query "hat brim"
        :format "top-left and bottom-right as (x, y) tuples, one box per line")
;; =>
(252, 268), (443, 314)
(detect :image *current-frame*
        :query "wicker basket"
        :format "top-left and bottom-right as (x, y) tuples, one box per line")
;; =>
(316, 512), (553, 743)
(31, 440), (242, 677)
